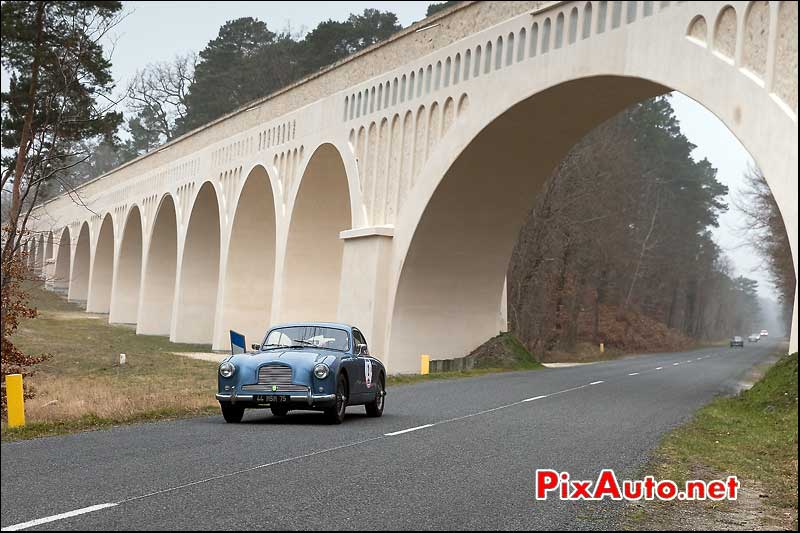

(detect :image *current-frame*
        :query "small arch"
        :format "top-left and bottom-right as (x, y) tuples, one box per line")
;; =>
(714, 5), (738, 60)
(435, 61), (442, 91)
(555, 13), (565, 49)
(542, 19), (552, 53)
(597, 1), (608, 33)
(417, 68), (424, 97)
(530, 23), (539, 56)
(392, 77), (399, 105)
(627, 1), (637, 24)
(464, 49), (472, 81)
(643, 1), (654, 17)
(611, 1), (623, 29)
(743, 1), (770, 79)
(568, 8), (579, 44)
(444, 57), (452, 87)
(426, 64), (433, 93)
(687, 15), (708, 46)
(400, 75), (407, 103)
(484, 41), (493, 73)
(518, 27), (527, 61)
(453, 53), (461, 84)
(583, 3), (593, 39)
(473, 46), (482, 77)
(495, 36), (504, 70)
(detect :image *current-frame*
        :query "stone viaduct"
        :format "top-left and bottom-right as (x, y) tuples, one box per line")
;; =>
(25, 1), (798, 373)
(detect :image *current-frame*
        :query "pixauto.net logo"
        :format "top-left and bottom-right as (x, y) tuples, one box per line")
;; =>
(534, 469), (739, 501)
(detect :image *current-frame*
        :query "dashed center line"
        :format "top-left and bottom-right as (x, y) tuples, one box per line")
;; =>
(523, 395), (549, 402)
(656, 367), (664, 370)
(628, 372), (639, 376)
(1, 504), (118, 532)
(673, 362), (680, 366)
(384, 424), (434, 436)
(589, 380), (605, 385)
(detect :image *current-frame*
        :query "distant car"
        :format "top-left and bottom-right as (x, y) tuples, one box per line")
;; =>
(730, 336), (744, 348)
(748, 334), (760, 343)
(759, 329), (769, 337)
(216, 323), (386, 424)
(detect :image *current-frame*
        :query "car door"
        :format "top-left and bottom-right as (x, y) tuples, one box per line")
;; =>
(352, 329), (373, 400)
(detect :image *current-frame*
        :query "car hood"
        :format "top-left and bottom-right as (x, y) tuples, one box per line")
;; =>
(233, 349), (338, 368)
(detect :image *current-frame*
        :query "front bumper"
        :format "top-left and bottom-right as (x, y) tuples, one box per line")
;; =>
(216, 391), (336, 406)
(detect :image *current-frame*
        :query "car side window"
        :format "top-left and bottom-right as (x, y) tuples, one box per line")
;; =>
(353, 330), (369, 356)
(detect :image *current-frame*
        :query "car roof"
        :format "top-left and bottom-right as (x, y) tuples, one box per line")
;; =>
(269, 322), (354, 331)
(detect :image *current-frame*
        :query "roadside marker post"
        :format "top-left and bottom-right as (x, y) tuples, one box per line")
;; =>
(600, 343), (605, 353)
(6, 374), (26, 428)
(421, 354), (430, 375)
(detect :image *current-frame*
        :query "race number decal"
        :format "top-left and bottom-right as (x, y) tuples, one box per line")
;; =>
(365, 359), (373, 389)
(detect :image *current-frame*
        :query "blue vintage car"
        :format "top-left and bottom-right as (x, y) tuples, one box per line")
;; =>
(216, 323), (386, 424)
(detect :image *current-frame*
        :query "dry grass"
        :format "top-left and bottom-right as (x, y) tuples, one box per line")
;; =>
(2, 283), (221, 440)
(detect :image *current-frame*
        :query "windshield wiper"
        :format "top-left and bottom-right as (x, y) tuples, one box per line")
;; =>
(259, 343), (285, 350)
(289, 339), (315, 348)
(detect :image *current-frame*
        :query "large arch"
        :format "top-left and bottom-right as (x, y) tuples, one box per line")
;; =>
(386, 76), (796, 372)
(44, 231), (54, 279)
(68, 223), (91, 303)
(138, 195), (178, 336)
(53, 227), (71, 291)
(109, 206), (143, 324)
(34, 235), (45, 275)
(87, 214), (114, 313)
(381, 2), (798, 372)
(217, 165), (277, 347)
(280, 144), (352, 322)
(172, 182), (221, 344)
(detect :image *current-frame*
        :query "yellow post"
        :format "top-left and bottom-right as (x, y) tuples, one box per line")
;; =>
(600, 343), (605, 353)
(420, 354), (430, 375)
(6, 374), (25, 428)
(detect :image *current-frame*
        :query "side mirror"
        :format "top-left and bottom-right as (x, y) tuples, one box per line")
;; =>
(251, 343), (261, 351)
(355, 343), (368, 356)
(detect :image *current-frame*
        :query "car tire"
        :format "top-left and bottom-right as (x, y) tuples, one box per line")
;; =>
(365, 377), (385, 418)
(270, 406), (289, 417)
(325, 374), (348, 425)
(221, 403), (244, 423)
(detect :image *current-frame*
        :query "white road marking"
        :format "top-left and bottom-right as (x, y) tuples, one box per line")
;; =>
(589, 380), (604, 385)
(523, 395), (548, 402)
(656, 367), (663, 370)
(384, 424), (434, 436)
(1, 503), (118, 531)
(628, 372), (639, 376)
(673, 362), (680, 366)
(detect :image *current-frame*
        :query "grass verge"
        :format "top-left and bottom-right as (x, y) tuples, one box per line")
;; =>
(626, 352), (798, 530)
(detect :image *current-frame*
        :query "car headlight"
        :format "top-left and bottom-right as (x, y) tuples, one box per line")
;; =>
(313, 363), (329, 380)
(219, 361), (235, 378)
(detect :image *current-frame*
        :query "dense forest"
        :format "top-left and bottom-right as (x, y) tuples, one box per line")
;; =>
(2, 1), (793, 361)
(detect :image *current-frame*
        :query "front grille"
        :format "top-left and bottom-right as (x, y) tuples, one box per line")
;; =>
(258, 364), (293, 385)
(246, 365), (308, 393)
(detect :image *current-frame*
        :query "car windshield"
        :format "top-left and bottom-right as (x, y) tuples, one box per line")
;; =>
(263, 326), (350, 352)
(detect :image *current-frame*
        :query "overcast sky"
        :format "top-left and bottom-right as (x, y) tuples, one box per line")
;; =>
(6, 1), (776, 299)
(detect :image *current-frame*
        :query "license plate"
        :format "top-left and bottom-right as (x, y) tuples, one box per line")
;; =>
(254, 394), (289, 404)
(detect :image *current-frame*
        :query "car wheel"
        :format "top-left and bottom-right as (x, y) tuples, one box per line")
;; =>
(325, 374), (348, 424)
(221, 403), (244, 423)
(270, 405), (289, 417)
(365, 377), (385, 418)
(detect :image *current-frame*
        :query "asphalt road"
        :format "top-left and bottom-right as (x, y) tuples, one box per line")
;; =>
(1, 340), (782, 531)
